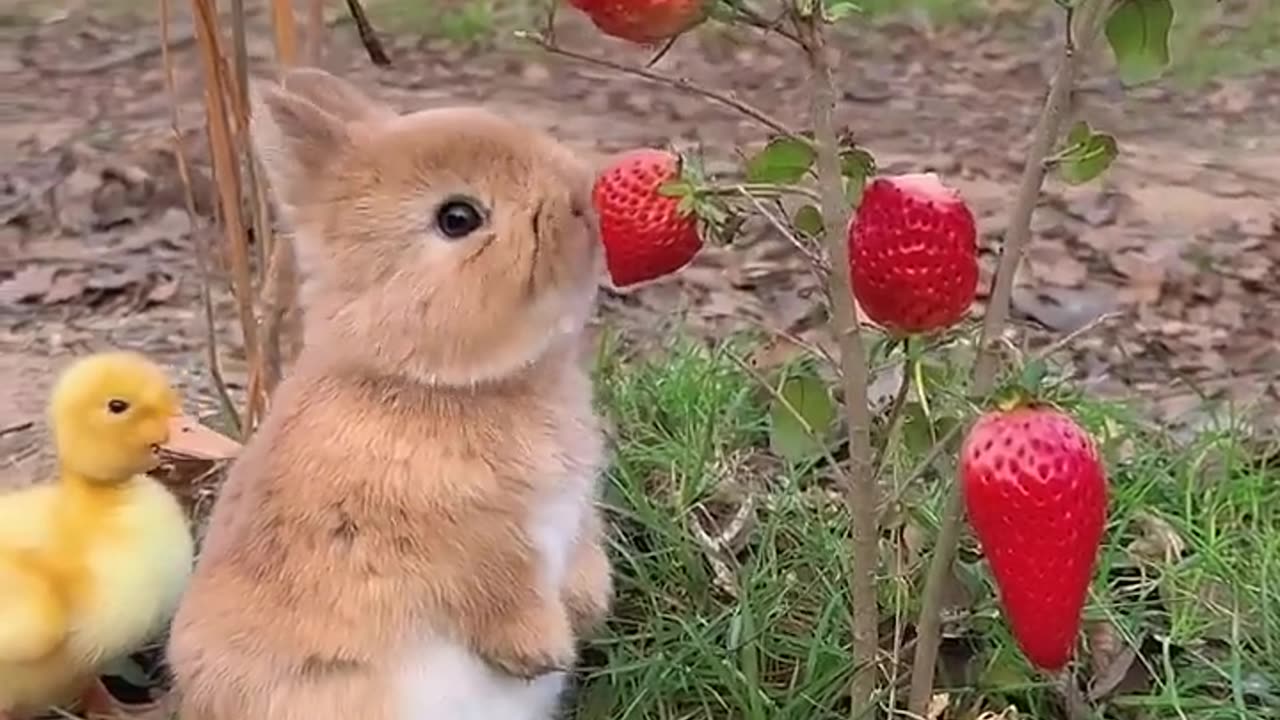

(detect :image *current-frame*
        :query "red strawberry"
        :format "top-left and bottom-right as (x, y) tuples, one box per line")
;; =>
(593, 148), (702, 288)
(847, 172), (978, 335)
(960, 405), (1108, 671)
(565, 0), (710, 45)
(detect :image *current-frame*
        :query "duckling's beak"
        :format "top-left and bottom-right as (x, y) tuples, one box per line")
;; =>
(160, 414), (242, 460)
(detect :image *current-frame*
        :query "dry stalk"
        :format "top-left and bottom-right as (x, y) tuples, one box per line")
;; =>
(260, 0), (305, 391)
(795, 9), (880, 718)
(906, 0), (1114, 713)
(269, 0), (298, 65)
(305, 0), (327, 65)
(189, 0), (265, 433)
(157, 0), (242, 435)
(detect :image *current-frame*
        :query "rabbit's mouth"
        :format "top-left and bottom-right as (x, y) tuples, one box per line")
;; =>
(525, 201), (544, 297)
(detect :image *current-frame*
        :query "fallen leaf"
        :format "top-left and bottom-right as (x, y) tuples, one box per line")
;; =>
(43, 270), (90, 304)
(924, 692), (949, 720)
(0, 265), (56, 304)
(145, 275), (179, 305)
(1126, 511), (1186, 565)
(1085, 620), (1145, 701)
(163, 414), (241, 460)
(1012, 285), (1118, 333)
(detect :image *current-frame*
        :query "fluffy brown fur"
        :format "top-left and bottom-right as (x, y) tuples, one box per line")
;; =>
(166, 67), (612, 720)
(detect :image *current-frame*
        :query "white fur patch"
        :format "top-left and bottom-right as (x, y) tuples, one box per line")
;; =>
(528, 478), (589, 592)
(395, 641), (566, 720)
(393, 467), (593, 719)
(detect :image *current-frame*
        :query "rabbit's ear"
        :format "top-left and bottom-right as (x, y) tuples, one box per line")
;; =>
(250, 83), (349, 210)
(278, 67), (398, 124)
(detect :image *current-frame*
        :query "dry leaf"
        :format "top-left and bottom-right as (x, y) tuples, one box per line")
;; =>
(925, 692), (949, 720)
(145, 275), (180, 305)
(0, 265), (56, 303)
(1085, 620), (1143, 701)
(164, 414), (241, 460)
(1126, 511), (1186, 565)
(43, 270), (89, 304)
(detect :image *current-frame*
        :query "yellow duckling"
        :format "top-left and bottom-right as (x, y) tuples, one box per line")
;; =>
(0, 351), (195, 720)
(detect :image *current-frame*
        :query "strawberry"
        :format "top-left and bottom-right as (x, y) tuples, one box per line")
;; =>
(565, 0), (710, 45)
(960, 405), (1108, 672)
(846, 172), (978, 336)
(593, 148), (702, 288)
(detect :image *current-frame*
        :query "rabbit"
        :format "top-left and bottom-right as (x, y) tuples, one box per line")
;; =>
(165, 67), (614, 720)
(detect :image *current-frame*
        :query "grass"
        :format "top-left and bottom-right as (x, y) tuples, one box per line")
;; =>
(570, 335), (1280, 719)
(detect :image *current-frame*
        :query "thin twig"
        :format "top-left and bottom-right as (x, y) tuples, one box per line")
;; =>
(725, 352), (852, 490)
(345, 0), (391, 66)
(726, 0), (803, 44)
(703, 182), (821, 201)
(796, 8), (880, 717)
(1031, 311), (1120, 362)
(737, 187), (826, 269)
(873, 344), (912, 482)
(515, 31), (802, 139)
(743, 316), (839, 370)
(906, 1), (1113, 712)
(159, 0), (242, 436)
(0, 421), (34, 439)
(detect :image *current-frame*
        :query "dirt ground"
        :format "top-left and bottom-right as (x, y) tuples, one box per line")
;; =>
(3, 2), (1279, 490)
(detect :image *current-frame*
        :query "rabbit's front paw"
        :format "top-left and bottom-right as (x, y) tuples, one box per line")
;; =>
(564, 533), (612, 635)
(480, 599), (576, 681)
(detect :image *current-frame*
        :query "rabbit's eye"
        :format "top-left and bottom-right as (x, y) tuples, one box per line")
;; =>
(436, 198), (485, 239)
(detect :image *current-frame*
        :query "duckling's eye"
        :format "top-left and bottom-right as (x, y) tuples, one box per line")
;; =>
(435, 197), (485, 239)
(107, 399), (130, 415)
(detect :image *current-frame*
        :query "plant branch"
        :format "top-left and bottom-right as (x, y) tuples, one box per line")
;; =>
(726, 352), (852, 490)
(700, 182), (821, 201)
(515, 31), (802, 139)
(737, 188), (827, 270)
(872, 342), (912, 482)
(725, 0), (803, 45)
(906, 0), (1113, 712)
(796, 9), (880, 718)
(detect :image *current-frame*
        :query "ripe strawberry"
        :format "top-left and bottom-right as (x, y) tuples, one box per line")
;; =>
(593, 148), (702, 288)
(565, 0), (710, 45)
(960, 405), (1109, 671)
(847, 172), (978, 335)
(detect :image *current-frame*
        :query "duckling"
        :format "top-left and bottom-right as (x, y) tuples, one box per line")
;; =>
(0, 351), (196, 720)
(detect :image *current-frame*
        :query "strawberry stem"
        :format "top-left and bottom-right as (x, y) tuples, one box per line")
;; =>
(694, 182), (821, 201)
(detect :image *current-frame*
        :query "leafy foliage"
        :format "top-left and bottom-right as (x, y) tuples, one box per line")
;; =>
(1054, 121), (1120, 185)
(1105, 0), (1176, 85)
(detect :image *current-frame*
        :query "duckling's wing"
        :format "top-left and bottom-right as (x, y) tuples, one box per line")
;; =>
(0, 555), (68, 662)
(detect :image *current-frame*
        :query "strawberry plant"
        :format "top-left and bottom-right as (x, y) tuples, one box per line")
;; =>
(515, 0), (1184, 717)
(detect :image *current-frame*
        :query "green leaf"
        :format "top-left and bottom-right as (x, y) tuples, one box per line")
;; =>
(792, 204), (824, 237)
(1057, 127), (1119, 185)
(839, 148), (875, 205)
(768, 369), (836, 463)
(658, 179), (693, 198)
(1104, 0), (1175, 86)
(827, 0), (862, 21)
(745, 136), (816, 184)
(1018, 358), (1049, 394)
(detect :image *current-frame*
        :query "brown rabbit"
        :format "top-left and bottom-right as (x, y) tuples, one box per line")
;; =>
(165, 67), (613, 720)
